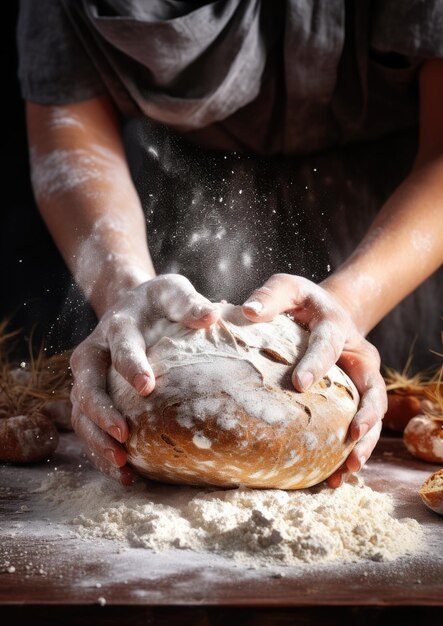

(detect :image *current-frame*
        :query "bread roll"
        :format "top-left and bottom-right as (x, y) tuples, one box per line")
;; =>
(419, 469), (443, 515)
(403, 415), (443, 463)
(42, 398), (73, 431)
(383, 393), (422, 433)
(108, 304), (359, 489)
(0, 412), (59, 463)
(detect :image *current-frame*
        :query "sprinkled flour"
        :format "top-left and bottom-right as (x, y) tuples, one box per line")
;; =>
(36, 470), (422, 567)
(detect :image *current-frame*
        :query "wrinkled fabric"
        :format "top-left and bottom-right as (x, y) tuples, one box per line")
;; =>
(18, 0), (443, 154)
(16, 1), (443, 369)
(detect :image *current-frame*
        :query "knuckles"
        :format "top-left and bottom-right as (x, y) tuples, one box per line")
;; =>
(70, 406), (81, 433)
(329, 339), (344, 364)
(105, 312), (136, 342)
(148, 273), (193, 298)
(269, 272), (292, 283)
(361, 339), (382, 367)
(146, 274), (201, 319)
(69, 345), (86, 375)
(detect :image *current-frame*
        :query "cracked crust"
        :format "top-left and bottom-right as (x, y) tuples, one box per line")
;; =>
(419, 469), (443, 515)
(108, 304), (359, 489)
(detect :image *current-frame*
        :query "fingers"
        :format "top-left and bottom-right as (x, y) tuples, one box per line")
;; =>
(242, 274), (348, 390)
(105, 315), (155, 396)
(83, 447), (136, 487)
(242, 273), (325, 324)
(104, 274), (221, 400)
(339, 343), (387, 442)
(332, 341), (385, 477)
(349, 380), (387, 441)
(345, 420), (382, 473)
(327, 420), (382, 488)
(182, 306), (220, 329)
(72, 404), (135, 486)
(242, 273), (302, 322)
(327, 463), (348, 489)
(70, 345), (129, 442)
(292, 320), (346, 391)
(149, 274), (220, 328)
(328, 344), (385, 488)
(71, 403), (127, 466)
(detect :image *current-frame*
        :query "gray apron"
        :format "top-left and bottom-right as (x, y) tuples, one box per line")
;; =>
(62, 0), (429, 155)
(56, 0), (442, 371)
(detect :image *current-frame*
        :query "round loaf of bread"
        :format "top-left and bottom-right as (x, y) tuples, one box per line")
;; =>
(0, 412), (59, 463)
(419, 469), (443, 516)
(108, 304), (360, 489)
(383, 393), (422, 433)
(403, 415), (443, 463)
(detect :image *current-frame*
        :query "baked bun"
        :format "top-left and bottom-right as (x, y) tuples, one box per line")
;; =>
(403, 415), (443, 463)
(419, 469), (443, 515)
(108, 304), (359, 489)
(383, 393), (422, 433)
(0, 412), (59, 463)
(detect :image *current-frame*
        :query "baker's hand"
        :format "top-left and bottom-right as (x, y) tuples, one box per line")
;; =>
(70, 274), (219, 485)
(241, 273), (387, 488)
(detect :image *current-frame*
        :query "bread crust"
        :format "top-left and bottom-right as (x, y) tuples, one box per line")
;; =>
(383, 393), (422, 432)
(403, 415), (443, 463)
(109, 305), (360, 489)
(0, 412), (59, 463)
(419, 469), (443, 515)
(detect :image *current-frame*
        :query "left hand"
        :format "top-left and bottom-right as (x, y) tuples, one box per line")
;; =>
(242, 273), (387, 488)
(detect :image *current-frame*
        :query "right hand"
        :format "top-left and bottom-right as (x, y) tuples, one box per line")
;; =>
(70, 274), (220, 484)
(241, 273), (387, 488)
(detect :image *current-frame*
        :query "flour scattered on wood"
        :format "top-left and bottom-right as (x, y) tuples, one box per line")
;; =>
(36, 471), (422, 567)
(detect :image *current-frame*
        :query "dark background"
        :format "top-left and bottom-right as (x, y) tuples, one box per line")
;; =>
(2, 3), (94, 359)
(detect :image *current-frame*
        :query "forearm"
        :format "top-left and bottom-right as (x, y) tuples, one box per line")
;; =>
(322, 156), (443, 335)
(323, 59), (443, 336)
(26, 97), (156, 317)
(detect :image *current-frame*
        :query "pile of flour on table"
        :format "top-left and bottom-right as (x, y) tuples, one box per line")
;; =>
(36, 470), (422, 567)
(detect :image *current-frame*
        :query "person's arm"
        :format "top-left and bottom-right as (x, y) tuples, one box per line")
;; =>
(26, 96), (219, 483)
(322, 59), (443, 335)
(242, 59), (443, 487)
(26, 96), (155, 316)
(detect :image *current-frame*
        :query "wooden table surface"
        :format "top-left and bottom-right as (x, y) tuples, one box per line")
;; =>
(0, 432), (442, 623)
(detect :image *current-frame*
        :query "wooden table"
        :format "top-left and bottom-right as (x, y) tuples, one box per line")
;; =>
(1, 433), (442, 625)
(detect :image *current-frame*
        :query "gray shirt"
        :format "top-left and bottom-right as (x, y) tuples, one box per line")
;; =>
(17, 0), (443, 154)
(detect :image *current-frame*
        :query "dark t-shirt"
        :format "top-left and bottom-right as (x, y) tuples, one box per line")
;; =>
(17, 0), (443, 155)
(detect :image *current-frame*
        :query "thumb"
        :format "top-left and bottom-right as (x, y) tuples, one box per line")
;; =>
(242, 274), (302, 322)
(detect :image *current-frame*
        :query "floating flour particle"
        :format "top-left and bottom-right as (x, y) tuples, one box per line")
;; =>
(242, 251), (253, 268)
(37, 470), (423, 568)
